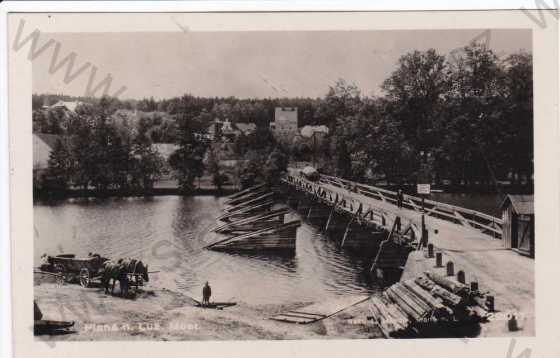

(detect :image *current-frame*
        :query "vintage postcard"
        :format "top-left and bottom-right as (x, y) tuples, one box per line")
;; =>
(4, 5), (559, 358)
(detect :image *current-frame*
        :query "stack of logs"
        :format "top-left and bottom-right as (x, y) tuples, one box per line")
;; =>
(370, 271), (495, 338)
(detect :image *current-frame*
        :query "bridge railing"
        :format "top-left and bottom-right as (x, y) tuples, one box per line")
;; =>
(283, 173), (423, 246)
(287, 171), (502, 239)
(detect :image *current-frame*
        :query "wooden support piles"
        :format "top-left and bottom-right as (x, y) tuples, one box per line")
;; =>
(369, 296), (410, 337)
(212, 208), (290, 234)
(385, 285), (429, 322)
(206, 221), (301, 252)
(414, 276), (463, 307)
(217, 200), (275, 221)
(224, 192), (274, 213)
(425, 271), (469, 298)
(401, 280), (452, 317)
(225, 189), (267, 206)
(209, 187), (301, 253)
(369, 270), (495, 338)
(225, 183), (266, 201)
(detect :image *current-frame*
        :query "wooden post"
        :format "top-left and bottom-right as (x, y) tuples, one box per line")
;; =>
(324, 206), (335, 232)
(446, 261), (454, 276)
(341, 216), (355, 248)
(508, 314), (518, 331)
(486, 295), (495, 312)
(427, 243), (434, 258)
(286, 194), (292, 206)
(435, 252), (443, 267)
(457, 270), (465, 284)
(422, 227), (429, 247)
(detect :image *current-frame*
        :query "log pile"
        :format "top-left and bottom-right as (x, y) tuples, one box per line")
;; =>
(369, 271), (494, 338)
(206, 184), (301, 253)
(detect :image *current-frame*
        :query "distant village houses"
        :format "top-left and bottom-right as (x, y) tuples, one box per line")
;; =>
(209, 118), (256, 159)
(206, 118), (258, 187)
(209, 118), (256, 141)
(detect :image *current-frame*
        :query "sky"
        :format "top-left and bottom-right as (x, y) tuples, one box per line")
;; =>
(32, 29), (531, 100)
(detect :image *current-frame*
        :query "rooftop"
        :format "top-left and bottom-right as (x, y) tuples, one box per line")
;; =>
(500, 194), (534, 215)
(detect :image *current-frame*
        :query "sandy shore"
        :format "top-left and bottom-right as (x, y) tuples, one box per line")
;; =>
(34, 274), (380, 341)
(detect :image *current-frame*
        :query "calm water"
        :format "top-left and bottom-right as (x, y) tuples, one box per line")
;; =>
(34, 196), (378, 305)
(430, 193), (503, 217)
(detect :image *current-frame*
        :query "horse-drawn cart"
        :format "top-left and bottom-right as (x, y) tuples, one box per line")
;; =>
(39, 254), (108, 288)
(38, 253), (152, 293)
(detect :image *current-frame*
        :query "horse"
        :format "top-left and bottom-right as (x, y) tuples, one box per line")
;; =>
(101, 260), (129, 296)
(120, 258), (149, 289)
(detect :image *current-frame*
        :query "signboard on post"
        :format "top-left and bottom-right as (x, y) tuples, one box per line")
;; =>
(417, 184), (431, 195)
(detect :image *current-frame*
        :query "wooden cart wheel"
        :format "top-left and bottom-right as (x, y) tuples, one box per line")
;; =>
(79, 268), (91, 288)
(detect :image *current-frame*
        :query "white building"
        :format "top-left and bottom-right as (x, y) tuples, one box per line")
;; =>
(49, 100), (82, 113)
(33, 133), (61, 171)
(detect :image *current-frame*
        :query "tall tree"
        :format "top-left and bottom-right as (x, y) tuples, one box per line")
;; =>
(169, 106), (208, 192)
(314, 79), (362, 130)
(443, 43), (506, 187)
(381, 49), (448, 161)
(501, 52), (533, 185)
(206, 148), (226, 191)
(263, 148), (288, 186)
(45, 138), (73, 190)
(129, 118), (165, 189)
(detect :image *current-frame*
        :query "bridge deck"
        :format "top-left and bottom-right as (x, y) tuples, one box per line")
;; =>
(286, 174), (534, 335)
(321, 182), (502, 251)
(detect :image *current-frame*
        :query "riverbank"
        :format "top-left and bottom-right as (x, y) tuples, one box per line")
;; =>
(33, 187), (240, 201)
(34, 274), (380, 341)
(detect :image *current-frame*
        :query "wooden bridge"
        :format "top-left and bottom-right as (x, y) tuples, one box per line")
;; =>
(282, 169), (510, 278)
(280, 170), (534, 335)
(283, 170), (503, 244)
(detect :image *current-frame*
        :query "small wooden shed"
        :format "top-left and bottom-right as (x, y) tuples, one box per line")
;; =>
(500, 195), (534, 258)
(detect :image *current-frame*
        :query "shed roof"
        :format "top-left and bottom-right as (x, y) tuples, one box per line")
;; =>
(35, 133), (62, 149)
(235, 122), (256, 135)
(500, 194), (534, 215)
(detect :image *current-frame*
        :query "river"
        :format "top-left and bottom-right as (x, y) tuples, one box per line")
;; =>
(34, 195), (380, 306)
(429, 192), (503, 217)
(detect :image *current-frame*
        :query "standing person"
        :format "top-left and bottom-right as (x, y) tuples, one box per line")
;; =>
(397, 188), (404, 209)
(202, 281), (212, 307)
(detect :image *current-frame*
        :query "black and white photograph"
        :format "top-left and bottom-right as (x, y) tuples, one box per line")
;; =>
(3, 7), (558, 355)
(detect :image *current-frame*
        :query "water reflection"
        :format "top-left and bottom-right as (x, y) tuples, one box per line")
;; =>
(34, 195), (380, 305)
